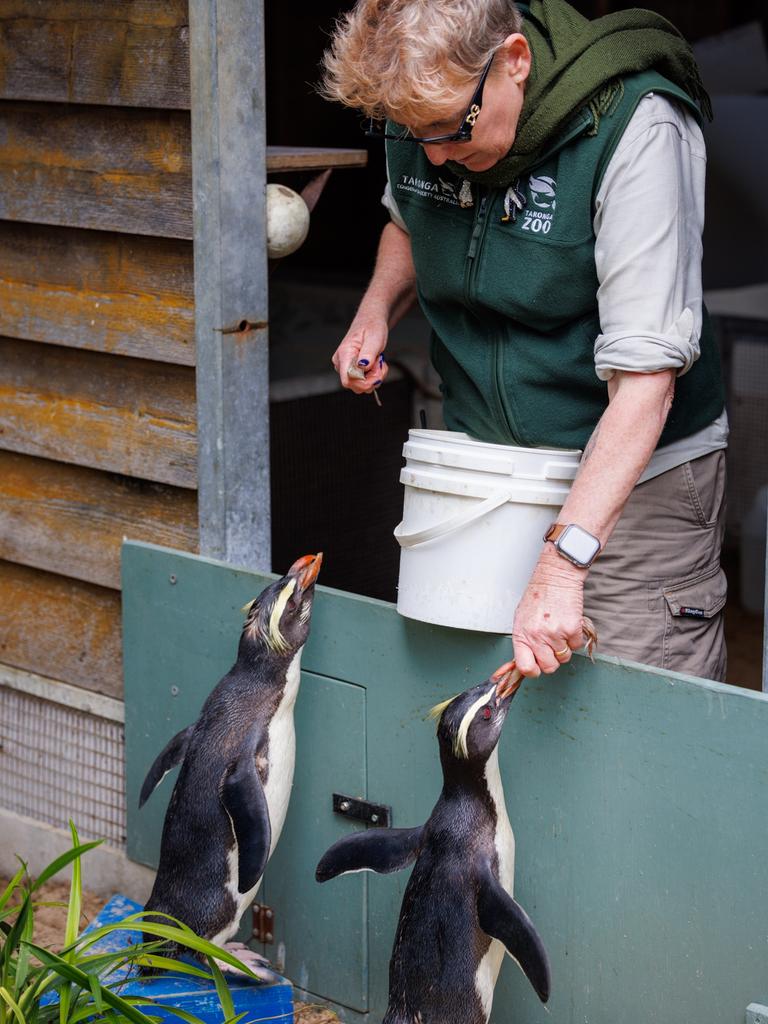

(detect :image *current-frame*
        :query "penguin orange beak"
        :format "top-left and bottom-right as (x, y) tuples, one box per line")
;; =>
(492, 660), (523, 700)
(290, 552), (323, 591)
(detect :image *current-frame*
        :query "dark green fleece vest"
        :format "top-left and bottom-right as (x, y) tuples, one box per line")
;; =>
(386, 71), (724, 449)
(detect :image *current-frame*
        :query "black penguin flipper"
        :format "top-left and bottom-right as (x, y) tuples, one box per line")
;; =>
(477, 863), (551, 1004)
(139, 724), (196, 808)
(220, 745), (272, 894)
(315, 826), (423, 882)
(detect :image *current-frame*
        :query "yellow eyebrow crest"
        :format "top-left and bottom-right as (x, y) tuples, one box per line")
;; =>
(267, 579), (296, 654)
(429, 694), (459, 721)
(454, 687), (495, 759)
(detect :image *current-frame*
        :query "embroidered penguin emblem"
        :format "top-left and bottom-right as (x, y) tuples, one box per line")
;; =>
(528, 175), (557, 211)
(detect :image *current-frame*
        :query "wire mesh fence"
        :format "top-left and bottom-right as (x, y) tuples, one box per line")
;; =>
(0, 685), (126, 848)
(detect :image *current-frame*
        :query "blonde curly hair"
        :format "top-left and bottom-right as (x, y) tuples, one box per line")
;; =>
(320, 0), (522, 127)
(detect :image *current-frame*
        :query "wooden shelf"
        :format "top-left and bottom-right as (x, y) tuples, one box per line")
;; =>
(266, 146), (367, 172)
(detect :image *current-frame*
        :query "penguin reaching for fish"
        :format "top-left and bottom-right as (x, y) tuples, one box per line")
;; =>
(139, 553), (323, 973)
(316, 662), (550, 1024)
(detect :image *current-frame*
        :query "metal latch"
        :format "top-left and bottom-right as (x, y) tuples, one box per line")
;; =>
(252, 903), (275, 944)
(333, 793), (391, 827)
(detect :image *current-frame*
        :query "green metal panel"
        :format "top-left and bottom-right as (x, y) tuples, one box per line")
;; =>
(264, 673), (367, 1012)
(123, 542), (768, 1024)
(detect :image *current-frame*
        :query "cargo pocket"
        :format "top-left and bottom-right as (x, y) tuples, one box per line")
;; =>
(662, 565), (728, 680)
(683, 451), (726, 528)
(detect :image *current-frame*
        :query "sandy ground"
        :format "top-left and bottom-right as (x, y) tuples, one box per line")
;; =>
(3, 877), (106, 949)
(292, 1006), (341, 1023)
(2, 878), (340, 1022)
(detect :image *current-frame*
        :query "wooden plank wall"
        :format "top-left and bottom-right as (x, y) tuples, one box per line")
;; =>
(0, 1), (199, 699)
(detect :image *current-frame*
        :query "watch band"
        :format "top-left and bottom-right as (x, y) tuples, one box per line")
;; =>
(544, 523), (567, 543)
(543, 521), (602, 569)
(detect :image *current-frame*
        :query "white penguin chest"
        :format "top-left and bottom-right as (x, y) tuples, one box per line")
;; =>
(475, 747), (516, 1022)
(261, 651), (302, 851)
(225, 650), (303, 925)
(485, 747), (515, 891)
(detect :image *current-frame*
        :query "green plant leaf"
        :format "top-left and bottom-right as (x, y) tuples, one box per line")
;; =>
(63, 825), (82, 954)
(0, 869), (27, 914)
(30, 845), (102, 893)
(14, 897), (34, 990)
(24, 948), (161, 1024)
(1, 894), (31, 980)
(0, 985), (27, 1024)
(74, 924), (257, 979)
(57, 982), (71, 1024)
(16, 966), (59, 1015)
(130, 956), (212, 980)
(87, 975), (103, 1014)
(117, 1004), (204, 1024)
(71, 945), (162, 978)
(206, 957), (235, 1023)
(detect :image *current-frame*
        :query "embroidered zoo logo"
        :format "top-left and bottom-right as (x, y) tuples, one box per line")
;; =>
(521, 175), (557, 234)
(396, 174), (460, 206)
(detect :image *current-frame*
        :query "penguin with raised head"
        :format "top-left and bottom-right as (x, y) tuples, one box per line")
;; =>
(316, 662), (550, 1024)
(139, 553), (323, 970)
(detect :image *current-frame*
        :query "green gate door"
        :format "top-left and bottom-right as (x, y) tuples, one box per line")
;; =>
(262, 673), (368, 1011)
(123, 541), (768, 1024)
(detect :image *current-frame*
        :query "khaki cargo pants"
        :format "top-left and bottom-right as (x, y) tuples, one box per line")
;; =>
(583, 450), (727, 682)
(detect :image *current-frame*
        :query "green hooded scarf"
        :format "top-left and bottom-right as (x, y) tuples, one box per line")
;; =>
(447, 0), (712, 188)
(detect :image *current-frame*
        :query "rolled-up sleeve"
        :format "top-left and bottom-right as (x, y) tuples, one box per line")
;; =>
(593, 96), (707, 382)
(382, 177), (409, 233)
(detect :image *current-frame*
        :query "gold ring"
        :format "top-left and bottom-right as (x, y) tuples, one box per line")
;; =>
(554, 646), (570, 658)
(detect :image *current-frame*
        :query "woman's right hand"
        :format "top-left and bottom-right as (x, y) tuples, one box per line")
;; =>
(331, 313), (390, 395)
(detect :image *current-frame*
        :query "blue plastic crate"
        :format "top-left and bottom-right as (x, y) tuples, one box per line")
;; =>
(55, 895), (293, 1024)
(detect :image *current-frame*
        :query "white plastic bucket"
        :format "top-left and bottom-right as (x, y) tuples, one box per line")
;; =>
(394, 430), (581, 633)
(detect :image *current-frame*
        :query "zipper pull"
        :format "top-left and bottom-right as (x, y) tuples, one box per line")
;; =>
(468, 195), (488, 260)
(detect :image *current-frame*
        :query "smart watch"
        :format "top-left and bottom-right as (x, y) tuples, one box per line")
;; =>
(544, 522), (602, 569)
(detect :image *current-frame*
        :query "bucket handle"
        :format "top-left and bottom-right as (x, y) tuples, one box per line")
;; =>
(394, 490), (514, 549)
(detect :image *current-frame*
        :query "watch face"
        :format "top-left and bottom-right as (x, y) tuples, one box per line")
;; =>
(559, 525), (601, 566)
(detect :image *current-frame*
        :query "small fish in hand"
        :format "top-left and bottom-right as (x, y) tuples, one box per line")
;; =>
(347, 362), (382, 407)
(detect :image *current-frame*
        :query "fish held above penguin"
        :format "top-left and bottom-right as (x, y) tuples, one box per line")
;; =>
(139, 553), (323, 976)
(316, 662), (550, 1024)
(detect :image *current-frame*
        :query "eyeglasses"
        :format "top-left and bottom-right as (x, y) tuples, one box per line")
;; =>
(364, 53), (495, 145)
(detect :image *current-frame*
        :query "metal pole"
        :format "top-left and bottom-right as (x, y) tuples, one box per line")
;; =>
(189, 0), (271, 570)
(763, 497), (768, 693)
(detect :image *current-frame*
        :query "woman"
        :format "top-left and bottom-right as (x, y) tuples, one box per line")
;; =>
(320, 0), (728, 681)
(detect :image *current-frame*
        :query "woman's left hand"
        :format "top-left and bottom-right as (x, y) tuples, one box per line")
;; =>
(511, 548), (587, 676)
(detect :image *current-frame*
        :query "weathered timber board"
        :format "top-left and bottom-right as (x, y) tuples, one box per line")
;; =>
(265, 147), (368, 171)
(0, 105), (366, 237)
(0, 1), (190, 108)
(0, 451), (197, 589)
(0, 223), (195, 365)
(0, 103), (193, 238)
(0, 338), (197, 487)
(0, 559), (123, 697)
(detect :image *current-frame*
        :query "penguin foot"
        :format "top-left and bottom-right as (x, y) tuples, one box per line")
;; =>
(218, 942), (280, 983)
(223, 941), (270, 965)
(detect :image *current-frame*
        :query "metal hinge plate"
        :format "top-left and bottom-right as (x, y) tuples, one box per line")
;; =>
(252, 903), (275, 944)
(333, 792), (391, 827)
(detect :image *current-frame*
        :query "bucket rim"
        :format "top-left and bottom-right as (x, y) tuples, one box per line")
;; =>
(405, 428), (582, 459)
